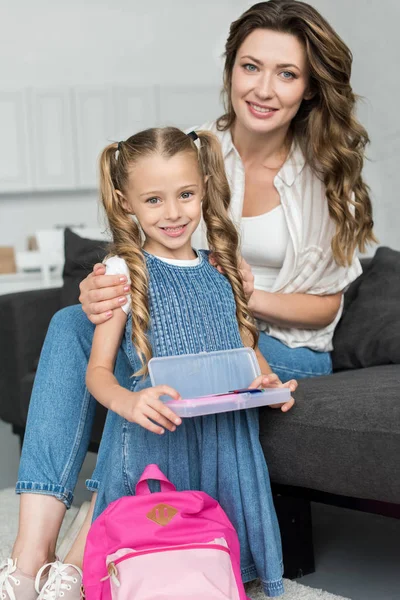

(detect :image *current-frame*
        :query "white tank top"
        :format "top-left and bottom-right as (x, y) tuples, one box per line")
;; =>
(240, 205), (289, 292)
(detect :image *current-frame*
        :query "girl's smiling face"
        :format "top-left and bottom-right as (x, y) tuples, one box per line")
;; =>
(121, 151), (204, 260)
(231, 28), (311, 136)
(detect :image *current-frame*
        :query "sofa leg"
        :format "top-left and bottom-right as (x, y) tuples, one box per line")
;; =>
(273, 492), (315, 579)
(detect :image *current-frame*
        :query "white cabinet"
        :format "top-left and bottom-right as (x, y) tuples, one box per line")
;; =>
(0, 84), (223, 194)
(113, 86), (158, 141)
(74, 86), (158, 189)
(0, 91), (33, 192)
(158, 86), (222, 129)
(29, 88), (77, 190)
(74, 87), (115, 189)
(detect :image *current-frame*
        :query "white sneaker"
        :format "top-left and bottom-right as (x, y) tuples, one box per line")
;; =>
(57, 502), (91, 562)
(0, 558), (46, 600)
(36, 562), (83, 600)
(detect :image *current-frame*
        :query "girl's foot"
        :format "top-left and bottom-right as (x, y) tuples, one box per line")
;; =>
(36, 562), (83, 600)
(0, 558), (46, 600)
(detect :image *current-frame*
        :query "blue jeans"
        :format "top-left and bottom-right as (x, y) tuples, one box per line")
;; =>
(16, 305), (332, 508)
(257, 331), (332, 382)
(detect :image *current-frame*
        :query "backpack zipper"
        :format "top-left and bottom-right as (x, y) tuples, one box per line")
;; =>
(102, 540), (230, 586)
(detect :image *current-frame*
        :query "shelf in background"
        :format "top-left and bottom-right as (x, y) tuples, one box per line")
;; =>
(0, 272), (63, 295)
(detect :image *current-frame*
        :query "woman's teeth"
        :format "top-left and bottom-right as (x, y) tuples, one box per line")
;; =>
(250, 103), (275, 113)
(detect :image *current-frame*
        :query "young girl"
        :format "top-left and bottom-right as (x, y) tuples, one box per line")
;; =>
(85, 127), (296, 598)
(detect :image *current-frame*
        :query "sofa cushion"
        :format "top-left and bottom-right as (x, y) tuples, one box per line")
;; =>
(61, 228), (109, 308)
(260, 364), (400, 504)
(332, 247), (400, 370)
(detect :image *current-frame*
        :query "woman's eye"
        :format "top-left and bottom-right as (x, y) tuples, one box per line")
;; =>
(280, 71), (295, 80)
(146, 197), (160, 205)
(181, 191), (193, 200)
(243, 63), (258, 72)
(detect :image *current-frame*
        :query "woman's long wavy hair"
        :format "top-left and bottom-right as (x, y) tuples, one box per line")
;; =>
(218, 0), (377, 265)
(99, 127), (258, 376)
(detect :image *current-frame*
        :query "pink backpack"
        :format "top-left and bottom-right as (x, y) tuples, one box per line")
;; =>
(83, 464), (250, 600)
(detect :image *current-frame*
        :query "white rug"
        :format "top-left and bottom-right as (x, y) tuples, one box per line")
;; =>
(0, 488), (350, 600)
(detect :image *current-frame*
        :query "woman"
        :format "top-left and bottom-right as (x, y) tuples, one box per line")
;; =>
(1, 2), (376, 599)
(80, 1), (374, 380)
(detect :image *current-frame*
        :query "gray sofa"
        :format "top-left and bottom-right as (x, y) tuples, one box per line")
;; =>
(0, 236), (399, 579)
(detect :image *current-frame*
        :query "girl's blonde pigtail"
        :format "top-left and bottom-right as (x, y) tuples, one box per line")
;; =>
(196, 131), (259, 348)
(99, 143), (151, 376)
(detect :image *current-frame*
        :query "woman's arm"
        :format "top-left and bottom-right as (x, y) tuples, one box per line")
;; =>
(248, 289), (342, 329)
(217, 256), (342, 329)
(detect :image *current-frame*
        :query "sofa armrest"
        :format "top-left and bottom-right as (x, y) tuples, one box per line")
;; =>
(0, 287), (62, 426)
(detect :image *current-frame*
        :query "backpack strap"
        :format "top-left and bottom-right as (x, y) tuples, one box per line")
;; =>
(135, 464), (177, 496)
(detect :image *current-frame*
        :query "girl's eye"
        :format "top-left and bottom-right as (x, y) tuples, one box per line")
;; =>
(146, 197), (160, 205)
(243, 63), (258, 72)
(181, 191), (193, 200)
(280, 71), (296, 80)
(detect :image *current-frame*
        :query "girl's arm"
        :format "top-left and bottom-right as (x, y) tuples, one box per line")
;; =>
(86, 308), (129, 409)
(241, 328), (296, 412)
(248, 289), (342, 329)
(241, 327), (272, 375)
(255, 344), (273, 375)
(86, 309), (182, 434)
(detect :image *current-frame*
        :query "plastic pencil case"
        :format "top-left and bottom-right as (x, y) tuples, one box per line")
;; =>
(160, 388), (290, 418)
(148, 347), (290, 417)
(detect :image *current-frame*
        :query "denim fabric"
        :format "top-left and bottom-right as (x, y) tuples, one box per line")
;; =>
(91, 253), (284, 596)
(257, 331), (332, 383)
(93, 401), (284, 596)
(15, 254), (332, 597)
(16, 307), (331, 508)
(16, 305), (132, 508)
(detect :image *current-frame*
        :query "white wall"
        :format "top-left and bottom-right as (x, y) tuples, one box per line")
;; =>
(315, 0), (400, 251)
(0, 0), (399, 252)
(0, 0), (237, 87)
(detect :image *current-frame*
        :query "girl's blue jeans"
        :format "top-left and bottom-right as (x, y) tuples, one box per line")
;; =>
(16, 304), (332, 508)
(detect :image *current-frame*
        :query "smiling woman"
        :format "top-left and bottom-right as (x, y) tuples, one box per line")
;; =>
(80, 1), (376, 347)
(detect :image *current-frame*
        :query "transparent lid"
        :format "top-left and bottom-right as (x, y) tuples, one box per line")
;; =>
(148, 347), (261, 400)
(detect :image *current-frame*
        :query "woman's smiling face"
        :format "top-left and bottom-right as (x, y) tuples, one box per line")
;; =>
(230, 28), (311, 135)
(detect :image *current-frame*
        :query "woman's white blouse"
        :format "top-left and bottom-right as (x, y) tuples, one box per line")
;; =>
(190, 121), (362, 352)
(241, 206), (289, 293)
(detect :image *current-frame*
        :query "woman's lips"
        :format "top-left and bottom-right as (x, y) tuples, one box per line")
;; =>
(246, 101), (279, 119)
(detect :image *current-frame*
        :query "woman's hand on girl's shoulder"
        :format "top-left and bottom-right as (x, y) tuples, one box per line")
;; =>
(79, 263), (130, 325)
(209, 253), (255, 301)
(248, 373), (297, 412)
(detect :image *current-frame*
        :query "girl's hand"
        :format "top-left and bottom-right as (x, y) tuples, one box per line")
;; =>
(248, 373), (297, 412)
(79, 263), (131, 325)
(112, 385), (183, 435)
(209, 254), (255, 301)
